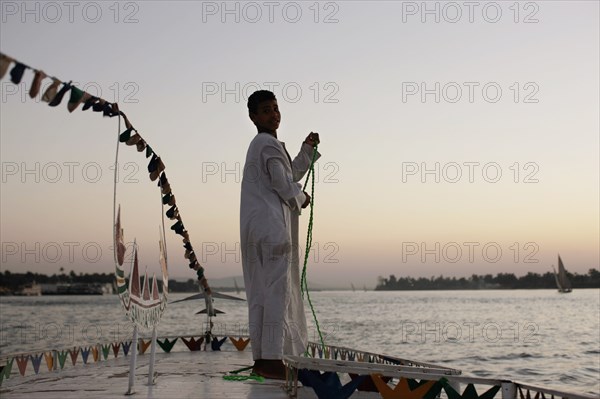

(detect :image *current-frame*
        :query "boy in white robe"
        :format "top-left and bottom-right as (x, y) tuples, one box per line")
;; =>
(240, 90), (320, 379)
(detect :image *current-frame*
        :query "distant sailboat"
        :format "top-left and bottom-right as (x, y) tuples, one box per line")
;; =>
(351, 283), (356, 292)
(552, 255), (572, 293)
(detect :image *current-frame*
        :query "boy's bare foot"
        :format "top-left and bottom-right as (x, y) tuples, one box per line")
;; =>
(253, 359), (287, 380)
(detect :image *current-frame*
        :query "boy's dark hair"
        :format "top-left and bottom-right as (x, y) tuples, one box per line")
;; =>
(247, 90), (276, 114)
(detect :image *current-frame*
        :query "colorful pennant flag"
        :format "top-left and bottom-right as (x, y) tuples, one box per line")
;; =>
(157, 337), (178, 353)
(9, 62), (27, 84)
(138, 339), (152, 355)
(16, 355), (29, 376)
(57, 350), (68, 369)
(181, 336), (203, 352)
(229, 337), (250, 351)
(30, 70), (47, 98)
(0, 54), (13, 79)
(69, 348), (80, 365)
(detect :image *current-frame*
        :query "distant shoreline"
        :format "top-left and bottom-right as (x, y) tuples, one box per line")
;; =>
(1, 269), (599, 294)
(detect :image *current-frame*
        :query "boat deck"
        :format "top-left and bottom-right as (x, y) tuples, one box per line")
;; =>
(1, 338), (595, 399)
(1, 350), (279, 399)
(0, 349), (384, 399)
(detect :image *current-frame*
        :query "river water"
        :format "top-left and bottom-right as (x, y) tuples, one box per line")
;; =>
(0, 289), (598, 395)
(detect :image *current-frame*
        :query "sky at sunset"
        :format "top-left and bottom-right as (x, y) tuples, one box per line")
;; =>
(1, 1), (598, 288)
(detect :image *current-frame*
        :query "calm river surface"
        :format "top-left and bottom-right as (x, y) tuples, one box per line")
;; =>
(1, 289), (598, 395)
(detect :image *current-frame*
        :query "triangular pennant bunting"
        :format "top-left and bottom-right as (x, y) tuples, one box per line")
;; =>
(67, 87), (87, 112)
(48, 81), (72, 107)
(181, 336), (203, 351)
(211, 336), (228, 351)
(31, 353), (43, 374)
(2, 358), (14, 381)
(69, 348), (80, 365)
(42, 78), (61, 103)
(101, 344), (111, 360)
(0, 51), (212, 308)
(92, 346), (99, 362)
(371, 375), (438, 399)
(57, 350), (68, 369)
(9, 62), (27, 84)
(122, 341), (132, 356)
(157, 337), (178, 353)
(44, 352), (54, 371)
(30, 70), (47, 98)
(138, 339), (152, 355)
(0, 54), (13, 79)
(350, 373), (392, 392)
(112, 342), (120, 357)
(229, 337), (250, 351)
(443, 382), (501, 399)
(298, 369), (366, 399)
(81, 347), (91, 364)
(82, 95), (98, 111)
(16, 355), (29, 376)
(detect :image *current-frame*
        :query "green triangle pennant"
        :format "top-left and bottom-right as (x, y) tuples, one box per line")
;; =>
(101, 344), (111, 360)
(157, 337), (178, 353)
(58, 350), (68, 369)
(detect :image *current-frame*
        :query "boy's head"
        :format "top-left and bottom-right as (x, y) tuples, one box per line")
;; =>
(248, 90), (280, 135)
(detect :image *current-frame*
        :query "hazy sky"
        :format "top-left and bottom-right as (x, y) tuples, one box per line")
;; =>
(1, 1), (598, 288)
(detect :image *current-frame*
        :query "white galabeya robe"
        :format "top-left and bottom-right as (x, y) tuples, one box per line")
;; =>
(240, 132), (320, 360)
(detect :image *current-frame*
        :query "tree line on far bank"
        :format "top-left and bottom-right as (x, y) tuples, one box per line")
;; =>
(3, 269), (600, 292)
(0, 270), (203, 293)
(375, 269), (600, 290)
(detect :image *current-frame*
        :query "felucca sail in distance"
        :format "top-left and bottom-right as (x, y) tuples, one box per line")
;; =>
(553, 255), (572, 293)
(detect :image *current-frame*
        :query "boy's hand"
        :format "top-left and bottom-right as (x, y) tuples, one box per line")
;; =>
(304, 132), (320, 147)
(302, 192), (311, 209)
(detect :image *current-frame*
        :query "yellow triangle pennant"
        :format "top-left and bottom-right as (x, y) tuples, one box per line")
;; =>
(229, 337), (250, 351)
(44, 352), (54, 371)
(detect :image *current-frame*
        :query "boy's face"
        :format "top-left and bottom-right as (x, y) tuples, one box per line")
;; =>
(250, 99), (280, 134)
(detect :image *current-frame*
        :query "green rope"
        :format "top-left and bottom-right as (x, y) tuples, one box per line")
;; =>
(228, 365), (254, 374)
(300, 145), (326, 354)
(223, 373), (265, 382)
(222, 365), (264, 382)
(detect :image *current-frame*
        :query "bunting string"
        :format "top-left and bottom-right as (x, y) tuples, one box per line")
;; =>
(0, 52), (211, 293)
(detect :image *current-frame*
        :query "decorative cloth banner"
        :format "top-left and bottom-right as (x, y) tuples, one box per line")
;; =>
(114, 208), (169, 329)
